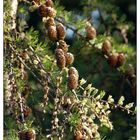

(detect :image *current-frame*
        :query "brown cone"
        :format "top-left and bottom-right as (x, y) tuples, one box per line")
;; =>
(38, 5), (47, 17)
(108, 53), (118, 67)
(55, 49), (66, 69)
(48, 26), (57, 41)
(57, 40), (68, 53)
(46, 17), (55, 27)
(65, 52), (74, 66)
(46, 7), (56, 18)
(56, 23), (65, 40)
(117, 53), (125, 67)
(102, 40), (112, 56)
(68, 74), (78, 90)
(45, 0), (53, 7)
(86, 25), (96, 40)
(68, 67), (79, 78)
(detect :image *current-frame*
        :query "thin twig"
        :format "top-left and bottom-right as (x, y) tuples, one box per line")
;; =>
(28, 46), (56, 88)
(100, 99), (135, 114)
(55, 17), (99, 50)
(29, 46), (46, 70)
(10, 44), (44, 87)
(77, 86), (135, 115)
(77, 94), (135, 115)
(18, 92), (25, 122)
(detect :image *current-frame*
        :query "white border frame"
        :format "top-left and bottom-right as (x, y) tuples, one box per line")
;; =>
(137, 0), (139, 139)
(0, 0), (3, 139)
(0, 1), (138, 140)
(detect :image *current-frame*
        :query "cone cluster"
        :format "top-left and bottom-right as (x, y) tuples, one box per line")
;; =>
(34, 0), (78, 89)
(108, 52), (125, 68)
(38, 1), (56, 18)
(55, 44), (74, 69)
(43, 16), (65, 41)
(38, 0), (75, 69)
(101, 40), (125, 68)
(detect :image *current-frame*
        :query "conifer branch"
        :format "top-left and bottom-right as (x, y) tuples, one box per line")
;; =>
(55, 17), (99, 50)
(10, 44), (44, 87)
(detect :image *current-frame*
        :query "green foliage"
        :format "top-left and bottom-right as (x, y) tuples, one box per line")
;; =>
(4, 0), (136, 140)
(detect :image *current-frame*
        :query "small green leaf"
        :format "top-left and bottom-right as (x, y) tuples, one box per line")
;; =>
(118, 96), (125, 106)
(79, 78), (87, 86)
(107, 95), (114, 103)
(125, 103), (134, 110)
(100, 91), (106, 99)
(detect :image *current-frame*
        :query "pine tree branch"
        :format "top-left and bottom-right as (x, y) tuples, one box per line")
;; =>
(55, 17), (99, 50)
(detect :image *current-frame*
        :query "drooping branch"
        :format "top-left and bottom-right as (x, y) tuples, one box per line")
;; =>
(77, 88), (136, 115)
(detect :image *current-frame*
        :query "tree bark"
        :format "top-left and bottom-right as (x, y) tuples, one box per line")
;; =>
(10, 0), (18, 30)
